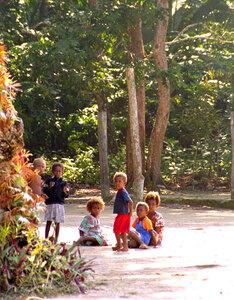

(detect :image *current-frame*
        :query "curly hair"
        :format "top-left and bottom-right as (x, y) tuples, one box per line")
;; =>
(136, 201), (149, 213)
(113, 172), (127, 184)
(86, 197), (105, 213)
(33, 157), (46, 168)
(52, 162), (64, 172)
(144, 191), (161, 207)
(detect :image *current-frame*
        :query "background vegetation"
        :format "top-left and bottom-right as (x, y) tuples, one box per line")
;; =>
(0, 0), (233, 189)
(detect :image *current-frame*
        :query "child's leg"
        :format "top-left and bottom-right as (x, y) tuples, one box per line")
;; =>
(112, 233), (122, 251)
(45, 221), (52, 239)
(77, 236), (99, 246)
(128, 230), (142, 245)
(55, 222), (60, 242)
(128, 230), (148, 248)
(119, 232), (128, 251)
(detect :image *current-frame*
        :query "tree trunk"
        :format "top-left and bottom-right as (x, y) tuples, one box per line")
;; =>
(126, 68), (144, 203)
(231, 111), (234, 200)
(145, 0), (170, 188)
(39, 0), (47, 21)
(126, 7), (145, 187)
(97, 94), (110, 200)
(107, 105), (118, 154)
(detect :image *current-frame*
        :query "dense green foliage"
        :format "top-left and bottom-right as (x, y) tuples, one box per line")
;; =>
(0, 0), (233, 187)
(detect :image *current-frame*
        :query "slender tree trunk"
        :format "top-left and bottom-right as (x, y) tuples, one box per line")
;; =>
(126, 7), (145, 187)
(126, 68), (144, 203)
(97, 94), (110, 200)
(88, 0), (109, 198)
(168, 0), (173, 32)
(231, 111), (234, 200)
(146, 0), (170, 188)
(107, 106), (118, 154)
(39, 0), (47, 21)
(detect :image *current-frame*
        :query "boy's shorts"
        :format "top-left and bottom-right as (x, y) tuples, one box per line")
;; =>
(113, 214), (130, 234)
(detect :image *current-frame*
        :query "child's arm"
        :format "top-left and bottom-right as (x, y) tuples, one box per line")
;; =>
(128, 199), (133, 217)
(63, 185), (69, 197)
(149, 230), (157, 246)
(42, 179), (50, 194)
(29, 174), (42, 196)
(62, 182), (69, 198)
(155, 226), (163, 234)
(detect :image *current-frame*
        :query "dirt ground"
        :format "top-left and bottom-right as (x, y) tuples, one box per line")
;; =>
(39, 192), (234, 300)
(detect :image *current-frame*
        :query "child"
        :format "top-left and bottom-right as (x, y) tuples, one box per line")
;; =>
(112, 172), (133, 252)
(29, 157), (47, 197)
(128, 202), (157, 249)
(144, 191), (164, 246)
(43, 162), (69, 242)
(21, 157), (47, 199)
(76, 197), (108, 246)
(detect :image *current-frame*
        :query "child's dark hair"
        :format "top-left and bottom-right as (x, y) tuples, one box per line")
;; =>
(113, 172), (127, 184)
(86, 197), (105, 213)
(136, 201), (149, 213)
(52, 162), (64, 172)
(144, 191), (161, 207)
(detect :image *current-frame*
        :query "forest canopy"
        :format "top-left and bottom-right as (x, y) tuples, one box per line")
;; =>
(0, 0), (233, 189)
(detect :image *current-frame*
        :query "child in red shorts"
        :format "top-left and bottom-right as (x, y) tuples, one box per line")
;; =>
(112, 172), (133, 252)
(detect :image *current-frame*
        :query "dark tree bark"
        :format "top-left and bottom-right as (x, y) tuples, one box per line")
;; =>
(145, 0), (170, 188)
(97, 94), (110, 199)
(39, 0), (48, 21)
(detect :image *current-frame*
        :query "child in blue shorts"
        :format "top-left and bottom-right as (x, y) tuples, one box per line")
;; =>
(128, 202), (157, 249)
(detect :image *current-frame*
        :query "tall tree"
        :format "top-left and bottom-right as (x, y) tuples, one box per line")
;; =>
(145, 0), (170, 187)
(231, 111), (234, 200)
(126, 3), (145, 186)
(97, 94), (110, 199)
(126, 68), (144, 202)
(88, 0), (110, 198)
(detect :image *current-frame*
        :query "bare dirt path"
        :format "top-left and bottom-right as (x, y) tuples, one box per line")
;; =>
(39, 203), (234, 300)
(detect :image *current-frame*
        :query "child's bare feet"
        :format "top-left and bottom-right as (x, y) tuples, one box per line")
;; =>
(139, 243), (148, 249)
(112, 245), (122, 251)
(117, 247), (128, 252)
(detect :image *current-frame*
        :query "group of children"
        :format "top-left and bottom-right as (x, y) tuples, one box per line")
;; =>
(76, 171), (164, 251)
(29, 159), (164, 250)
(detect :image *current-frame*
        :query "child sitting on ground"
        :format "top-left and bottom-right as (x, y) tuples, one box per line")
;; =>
(76, 197), (108, 246)
(144, 191), (164, 246)
(128, 202), (157, 249)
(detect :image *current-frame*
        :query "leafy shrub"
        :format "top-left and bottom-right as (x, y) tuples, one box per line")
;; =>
(45, 147), (100, 184)
(161, 135), (231, 184)
(44, 146), (127, 187)
(0, 225), (93, 298)
(108, 146), (126, 181)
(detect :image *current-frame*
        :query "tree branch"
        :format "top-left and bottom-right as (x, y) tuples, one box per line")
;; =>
(166, 34), (234, 45)
(173, 22), (203, 41)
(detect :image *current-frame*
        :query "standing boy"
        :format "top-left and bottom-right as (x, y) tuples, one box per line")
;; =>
(113, 172), (133, 251)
